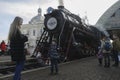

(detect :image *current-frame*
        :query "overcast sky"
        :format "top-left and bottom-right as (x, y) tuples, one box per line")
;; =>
(0, 0), (118, 42)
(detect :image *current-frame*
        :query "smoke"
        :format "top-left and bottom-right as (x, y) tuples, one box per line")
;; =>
(95, 24), (109, 37)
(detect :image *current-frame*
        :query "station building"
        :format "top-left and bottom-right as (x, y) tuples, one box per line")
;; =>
(95, 0), (120, 38)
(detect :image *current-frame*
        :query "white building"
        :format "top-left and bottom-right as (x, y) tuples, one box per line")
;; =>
(21, 8), (44, 55)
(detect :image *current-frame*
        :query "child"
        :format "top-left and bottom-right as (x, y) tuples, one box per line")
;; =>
(97, 47), (103, 66)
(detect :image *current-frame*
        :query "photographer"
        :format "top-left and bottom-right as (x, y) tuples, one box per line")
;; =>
(8, 16), (28, 80)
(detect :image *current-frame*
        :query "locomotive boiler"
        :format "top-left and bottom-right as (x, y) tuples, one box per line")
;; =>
(33, 6), (105, 60)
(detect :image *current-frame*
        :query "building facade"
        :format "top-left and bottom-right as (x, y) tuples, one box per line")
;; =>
(21, 8), (44, 55)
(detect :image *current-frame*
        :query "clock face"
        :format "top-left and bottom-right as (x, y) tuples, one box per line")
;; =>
(47, 17), (57, 30)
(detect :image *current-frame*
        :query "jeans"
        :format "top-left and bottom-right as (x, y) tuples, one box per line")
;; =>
(98, 58), (103, 65)
(13, 61), (25, 80)
(113, 50), (119, 66)
(50, 59), (58, 73)
(104, 53), (110, 67)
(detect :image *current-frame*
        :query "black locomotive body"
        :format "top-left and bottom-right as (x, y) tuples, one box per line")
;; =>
(34, 7), (105, 60)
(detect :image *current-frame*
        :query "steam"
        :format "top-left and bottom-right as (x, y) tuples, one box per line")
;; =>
(95, 24), (109, 37)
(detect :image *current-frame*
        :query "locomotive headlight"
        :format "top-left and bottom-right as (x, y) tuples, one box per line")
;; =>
(47, 17), (57, 30)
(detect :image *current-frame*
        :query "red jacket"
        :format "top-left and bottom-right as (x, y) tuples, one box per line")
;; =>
(0, 42), (6, 51)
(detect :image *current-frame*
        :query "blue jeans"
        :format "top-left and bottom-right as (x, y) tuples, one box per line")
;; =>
(50, 59), (58, 73)
(13, 61), (25, 80)
(104, 53), (110, 67)
(113, 50), (119, 66)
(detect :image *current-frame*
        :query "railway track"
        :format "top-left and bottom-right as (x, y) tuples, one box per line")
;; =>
(0, 58), (47, 77)
(0, 55), (93, 80)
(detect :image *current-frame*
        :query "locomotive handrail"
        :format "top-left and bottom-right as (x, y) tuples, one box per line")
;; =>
(60, 9), (94, 36)
(58, 19), (66, 48)
(32, 30), (47, 57)
(65, 27), (75, 60)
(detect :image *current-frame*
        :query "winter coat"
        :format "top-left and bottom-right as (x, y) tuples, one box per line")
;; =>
(112, 39), (120, 51)
(97, 49), (103, 59)
(10, 31), (28, 61)
(0, 41), (6, 51)
(48, 44), (59, 60)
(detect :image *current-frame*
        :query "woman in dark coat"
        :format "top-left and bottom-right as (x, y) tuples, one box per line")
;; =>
(8, 16), (28, 80)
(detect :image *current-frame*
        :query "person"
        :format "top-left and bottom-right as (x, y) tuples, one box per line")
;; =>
(112, 35), (120, 67)
(8, 16), (28, 80)
(48, 40), (59, 75)
(0, 40), (6, 55)
(33, 47), (40, 57)
(101, 37), (112, 68)
(97, 46), (103, 66)
(36, 50), (45, 67)
(34, 47), (45, 66)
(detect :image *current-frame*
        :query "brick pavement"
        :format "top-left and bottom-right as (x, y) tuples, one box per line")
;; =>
(1, 57), (120, 80)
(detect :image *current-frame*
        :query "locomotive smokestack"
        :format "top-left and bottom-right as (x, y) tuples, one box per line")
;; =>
(58, 0), (64, 9)
(59, 0), (64, 6)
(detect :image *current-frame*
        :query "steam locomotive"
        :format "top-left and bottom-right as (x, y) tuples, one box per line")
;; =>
(33, 6), (105, 60)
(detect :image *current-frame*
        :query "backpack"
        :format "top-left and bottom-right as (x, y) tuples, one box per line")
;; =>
(104, 42), (111, 51)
